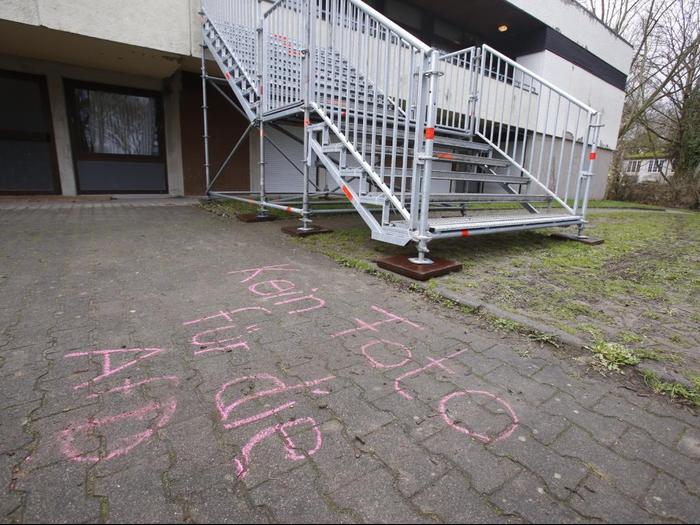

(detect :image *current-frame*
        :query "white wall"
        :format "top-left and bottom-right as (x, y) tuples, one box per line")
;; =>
(0, 0), (200, 58)
(505, 0), (634, 75)
(517, 50), (625, 150)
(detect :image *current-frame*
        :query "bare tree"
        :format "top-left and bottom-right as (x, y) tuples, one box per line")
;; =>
(581, 0), (699, 202)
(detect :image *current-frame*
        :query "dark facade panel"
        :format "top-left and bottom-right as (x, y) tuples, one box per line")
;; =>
(544, 29), (627, 91)
(75, 160), (167, 192)
(180, 72), (250, 195)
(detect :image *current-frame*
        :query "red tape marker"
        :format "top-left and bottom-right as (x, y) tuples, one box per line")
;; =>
(342, 186), (353, 202)
(461, 230), (470, 238)
(425, 127), (435, 140)
(589, 152), (597, 160)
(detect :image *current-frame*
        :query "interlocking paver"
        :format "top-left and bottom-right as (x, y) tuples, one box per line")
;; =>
(423, 429), (523, 495)
(641, 472), (700, 522)
(565, 474), (657, 523)
(593, 394), (687, 448)
(1, 203), (699, 523)
(329, 468), (433, 523)
(490, 471), (584, 523)
(552, 426), (657, 500)
(250, 464), (350, 524)
(413, 470), (517, 523)
(363, 423), (448, 497)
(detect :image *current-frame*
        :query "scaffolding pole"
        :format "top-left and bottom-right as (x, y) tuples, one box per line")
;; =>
(200, 35), (211, 196)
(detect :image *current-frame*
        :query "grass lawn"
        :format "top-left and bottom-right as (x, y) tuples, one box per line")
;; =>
(204, 198), (700, 404)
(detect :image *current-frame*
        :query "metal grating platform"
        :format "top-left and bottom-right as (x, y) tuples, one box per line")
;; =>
(425, 210), (583, 233)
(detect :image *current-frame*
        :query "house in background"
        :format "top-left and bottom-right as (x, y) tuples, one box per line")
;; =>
(624, 154), (674, 183)
(0, 0), (632, 199)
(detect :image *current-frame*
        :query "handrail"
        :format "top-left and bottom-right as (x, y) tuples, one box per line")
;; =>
(347, 0), (432, 54)
(482, 45), (596, 115)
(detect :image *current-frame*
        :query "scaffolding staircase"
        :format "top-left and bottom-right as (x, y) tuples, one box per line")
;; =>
(201, 0), (601, 263)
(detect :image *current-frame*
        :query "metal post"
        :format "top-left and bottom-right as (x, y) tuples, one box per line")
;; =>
(577, 112), (602, 238)
(256, 0), (267, 218)
(410, 50), (439, 265)
(299, 0), (314, 231)
(201, 33), (212, 197)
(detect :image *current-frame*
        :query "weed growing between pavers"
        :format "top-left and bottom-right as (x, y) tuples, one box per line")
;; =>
(643, 370), (700, 406)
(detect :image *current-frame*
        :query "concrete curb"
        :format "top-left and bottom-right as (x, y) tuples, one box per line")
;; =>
(363, 261), (590, 352)
(433, 286), (589, 351)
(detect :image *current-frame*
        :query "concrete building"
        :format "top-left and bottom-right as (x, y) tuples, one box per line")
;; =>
(0, 0), (632, 198)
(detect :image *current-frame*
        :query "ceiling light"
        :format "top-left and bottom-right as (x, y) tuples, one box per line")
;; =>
(498, 24), (509, 33)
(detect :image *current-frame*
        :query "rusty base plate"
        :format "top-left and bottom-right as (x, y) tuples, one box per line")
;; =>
(281, 225), (334, 237)
(376, 255), (462, 281)
(236, 213), (278, 223)
(550, 232), (604, 245)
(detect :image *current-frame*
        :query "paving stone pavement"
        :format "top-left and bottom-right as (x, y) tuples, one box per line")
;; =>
(0, 203), (698, 524)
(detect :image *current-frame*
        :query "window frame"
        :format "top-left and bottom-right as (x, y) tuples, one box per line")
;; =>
(64, 79), (167, 165)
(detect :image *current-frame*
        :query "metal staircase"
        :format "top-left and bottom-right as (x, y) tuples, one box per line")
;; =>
(201, 0), (601, 264)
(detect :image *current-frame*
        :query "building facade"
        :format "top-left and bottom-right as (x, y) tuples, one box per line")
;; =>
(624, 157), (673, 183)
(0, 0), (632, 198)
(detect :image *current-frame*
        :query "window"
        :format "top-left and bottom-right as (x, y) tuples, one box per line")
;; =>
(626, 160), (641, 173)
(66, 81), (164, 160)
(64, 80), (167, 194)
(649, 159), (665, 173)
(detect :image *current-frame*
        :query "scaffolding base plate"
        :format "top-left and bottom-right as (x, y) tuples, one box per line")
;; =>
(281, 225), (334, 237)
(377, 255), (462, 281)
(237, 213), (278, 223)
(550, 232), (604, 245)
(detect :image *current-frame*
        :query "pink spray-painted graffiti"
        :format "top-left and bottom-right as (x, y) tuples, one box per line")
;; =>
(59, 397), (177, 463)
(216, 373), (335, 430)
(233, 417), (322, 479)
(331, 304), (520, 445)
(215, 373), (334, 479)
(331, 305), (423, 338)
(229, 264), (327, 315)
(361, 339), (413, 369)
(59, 346), (179, 463)
(393, 348), (470, 401)
(85, 376), (180, 400)
(187, 260), (334, 480)
(65, 347), (165, 390)
(183, 306), (272, 356)
(439, 390), (519, 444)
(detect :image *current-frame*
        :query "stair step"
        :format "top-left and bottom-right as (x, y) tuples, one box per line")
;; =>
(322, 143), (345, 153)
(419, 213), (582, 233)
(429, 152), (508, 167)
(347, 127), (490, 152)
(429, 171), (530, 184)
(323, 142), (505, 167)
(409, 193), (552, 203)
(337, 168), (527, 185)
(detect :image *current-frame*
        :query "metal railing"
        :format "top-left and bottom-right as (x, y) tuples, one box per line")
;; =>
(201, 0), (600, 245)
(262, 0), (307, 114)
(307, 0), (434, 223)
(436, 47), (479, 135)
(202, 0), (260, 93)
(471, 45), (600, 214)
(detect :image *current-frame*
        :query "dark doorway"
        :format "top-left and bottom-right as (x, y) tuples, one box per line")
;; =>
(65, 79), (168, 194)
(0, 69), (61, 194)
